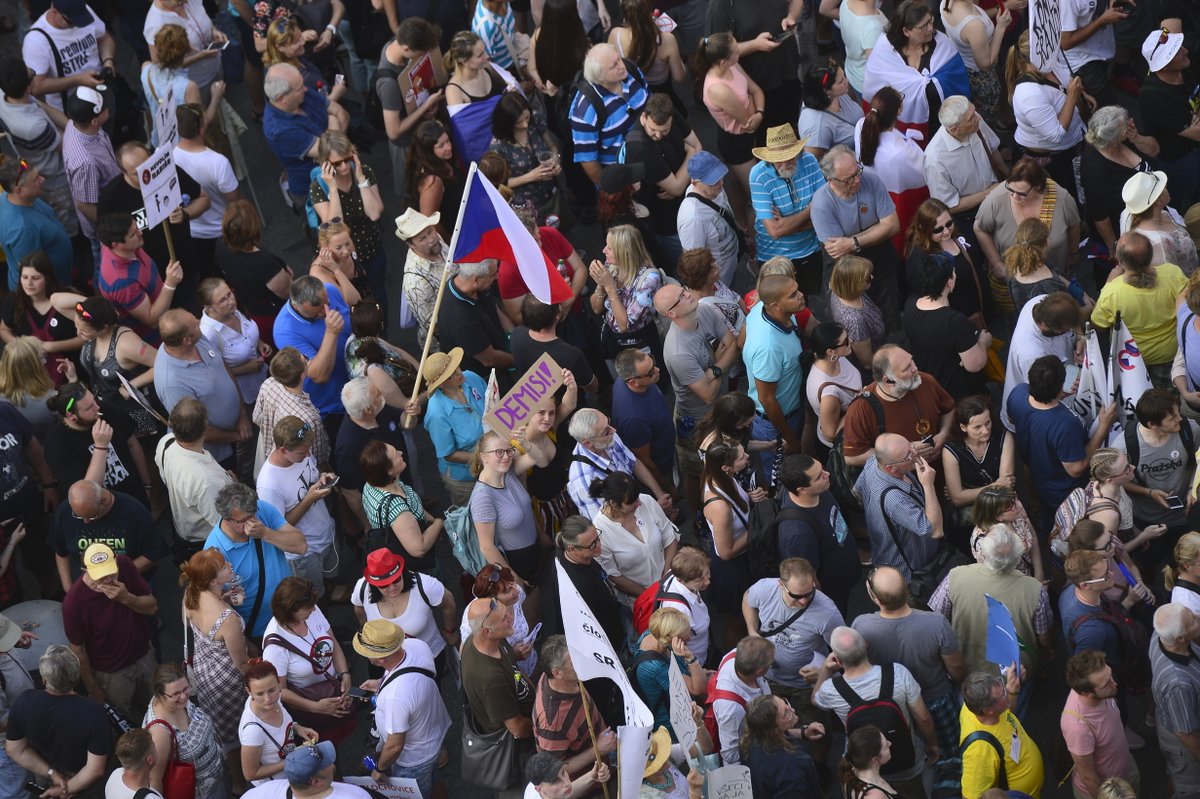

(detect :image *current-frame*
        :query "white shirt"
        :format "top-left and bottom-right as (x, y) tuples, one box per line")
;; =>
(104, 771), (163, 799)
(199, 309), (267, 401)
(172, 145), (238, 239)
(143, 0), (219, 86)
(659, 575), (711, 668)
(238, 698), (297, 785)
(154, 434), (233, 542)
(241, 782), (373, 799)
(806, 359), (863, 448)
(922, 121), (1002, 209)
(854, 123), (927, 193)
(1001, 295), (1077, 431)
(375, 638), (451, 767)
(1060, 0), (1115, 71)
(351, 574), (448, 657)
(257, 454), (335, 557)
(1171, 583), (1200, 618)
(713, 652), (769, 765)
(262, 606), (338, 689)
(1013, 81), (1086, 152)
(22, 8), (108, 111)
(591, 496), (680, 607)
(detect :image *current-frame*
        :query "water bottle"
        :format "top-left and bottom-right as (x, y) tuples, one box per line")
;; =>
(362, 755), (378, 772)
(556, 258), (569, 279)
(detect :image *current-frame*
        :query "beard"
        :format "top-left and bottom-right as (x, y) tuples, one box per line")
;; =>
(775, 162), (797, 179)
(892, 372), (923, 394)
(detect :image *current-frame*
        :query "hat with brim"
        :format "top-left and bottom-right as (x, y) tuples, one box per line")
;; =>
(352, 619), (405, 659)
(52, 0), (94, 28)
(1143, 29), (1184, 73)
(83, 543), (119, 581)
(752, 124), (808, 163)
(422, 347), (463, 392)
(643, 726), (674, 778)
(599, 162), (645, 194)
(283, 741), (337, 784)
(1184, 203), (1200, 253)
(394, 208), (440, 241)
(1122, 170), (1168, 215)
(687, 151), (728, 185)
(0, 613), (21, 652)
(364, 548), (405, 587)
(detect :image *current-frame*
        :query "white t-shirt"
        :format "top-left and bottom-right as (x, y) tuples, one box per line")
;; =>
(1060, 0), (1114, 71)
(143, 0), (220, 86)
(374, 637), (451, 767)
(23, 9), (108, 111)
(262, 606), (338, 690)
(0, 97), (64, 179)
(1171, 583), (1200, 618)
(712, 651), (769, 765)
(806, 360), (864, 448)
(238, 698), (297, 786)
(171, 146), (238, 239)
(154, 434), (233, 542)
(256, 454), (335, 557)
(656, 575), (711, 669)
(1000, 295), (1076, 431)
(241, 782), (374, 799)
(352, 574), (448, 657)
(104, 771), (164, 799)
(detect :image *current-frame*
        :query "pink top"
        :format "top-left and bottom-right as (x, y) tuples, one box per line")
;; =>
(703, 66), (754, 135)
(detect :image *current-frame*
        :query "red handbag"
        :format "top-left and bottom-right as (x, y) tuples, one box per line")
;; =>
(147, 719), (197, 799)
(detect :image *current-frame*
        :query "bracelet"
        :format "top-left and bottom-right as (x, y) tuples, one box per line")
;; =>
(326, 23), (337, 33)
(94, 446), (109, 451)
(338, 671), (350, 678)
(163, 284), (177, 292)
(357, 180), (370, 189)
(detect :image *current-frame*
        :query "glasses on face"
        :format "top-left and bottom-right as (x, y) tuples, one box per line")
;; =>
(569, 535), (602, 551)
(931, 221), (953, 235)
(665, 288), (689, 314)
(329, 157), (354, 168)
(165, 683), (191, 700)
(1005, 182), (1033, 199)
(485, 446), (517, 458)
(588, 425), (614, 442)
(226, 512), (254, 527)
(632, 362), (657, 380)
(318, 216), (344, 231)
(913, 18), (934, 31)
(834, 337), (851, 348)
(1089, 538), (1116, 552)
(882, 449), (916, 467)
(832, 165), (865, 185)
(781, 582), (816, 602)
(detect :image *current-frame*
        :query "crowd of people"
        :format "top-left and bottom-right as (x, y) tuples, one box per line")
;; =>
(0, 0), (1198, 798)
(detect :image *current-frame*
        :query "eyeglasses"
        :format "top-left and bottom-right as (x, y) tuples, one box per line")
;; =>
(780, 582), (816, 602)
(664, 288), (690, 314)
(569, 536), (602, 551)
(1088, 539), (1116, 552)
(831, 164), (864, 185)
(318, 216), (344, 230)
(484, 447), (517, 458)
(1004, 182), (1033, 199)
(834, 337), (851, 348)
(931, 221), (953, 234)
(881, 450), (916, 467)
(587, 424), (615, 441)
(165, 683), (191, 699)
(912, 18), (934, 30)
(1148, 27), (1171, 67)
(225, 512), (255, 527)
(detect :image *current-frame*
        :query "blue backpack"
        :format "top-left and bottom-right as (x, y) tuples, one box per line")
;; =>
(444, 505), (488, 576)
(304, 166), (329, 229)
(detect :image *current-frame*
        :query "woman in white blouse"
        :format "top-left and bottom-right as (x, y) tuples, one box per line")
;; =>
(805, 322), (863, 453)
(1120, 171), (1199, 275)
(239, 659), (318, 786)
(1004, 30), (1088, 197)
(199, 277), (271, 405)
(588, 471), (679, 608)
(655, 546), (713, 667)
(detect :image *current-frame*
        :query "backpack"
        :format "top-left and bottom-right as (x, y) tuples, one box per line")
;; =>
(367, 60), (402, 134)
(702, 650), (744, 753)
(1048, 484), (1119, 560)
(746, 500), (813, 580)
(961, 729), (1008, 790)
(832, 663), (917, 775)
(827, 391), (886, 515)
(1123, 418), (1196, 470)
(443, 504), (488, 576)
(1066, 599), (1151, 689)
(632, 573), (688, 635)
(630, 649), (670, 712)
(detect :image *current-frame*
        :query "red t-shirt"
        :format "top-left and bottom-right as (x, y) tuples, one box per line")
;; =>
(62, 554), (152, 672)
(496, 226), (576, 300)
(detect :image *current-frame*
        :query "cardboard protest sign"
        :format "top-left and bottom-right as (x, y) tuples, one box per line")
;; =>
(482, 353), (563, 435)
(668, 655), (697, 757)
(136, 147), (182, 230)
(705, 765), (752, 799)
(154, 83), (178, 149)
(1028, 0), (1063, 73)
(343, 776), (421, 799)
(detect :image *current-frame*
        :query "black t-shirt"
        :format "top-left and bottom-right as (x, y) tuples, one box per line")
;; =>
(214, 242), (290, 318)
(1139, 74), (1200, 162)
(1160, 0), (1200, 79)
(0, 295), (79, 343)
(437, 283), (512, 391)
(777, 492), (861, 615)
(705, 0), (798, 90)
(509, 328), (595, 391)
(48, 492), (167, 579)
(333, 407), (410, 492)
(624, 112), (692, 236)
(45, 407), (147, 506)
(7, 690), (113, 773)
(1079, 144), (1152, 231)
(902, 299), (984, 400)
(97, 171), (203, 282)
(904, 247), (984, 320)
(537, 554), (624, 651)
(0, 400), (34, 508)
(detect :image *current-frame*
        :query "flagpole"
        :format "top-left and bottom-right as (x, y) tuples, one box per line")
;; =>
(1111, 311), (1125, 433)
(402, 161), (479, 430)
(578, 681), (612, 799)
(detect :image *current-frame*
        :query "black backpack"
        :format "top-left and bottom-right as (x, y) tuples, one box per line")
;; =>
(551, 57), (640, 152)
(367, 61), (402, 133)
(827, 391), (886, 514)
(630, 649), (670, 712)
(832, 663), (917, 775)
(746, 500), (813, 580)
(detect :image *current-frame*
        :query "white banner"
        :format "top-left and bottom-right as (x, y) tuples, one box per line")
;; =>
(136, 146), (182, 230)
(155, 83), (178, 149)
(667, 655), (697, 757)
(1028, 0), (1063, 73)
(704, 765), (752, 799)
(618, 725), (652, 799)
(343, 776), (422, 799)
(1108, 320), (1152, 444)
(1070, 329), (1109, 431)
(555, 560), (654, 727)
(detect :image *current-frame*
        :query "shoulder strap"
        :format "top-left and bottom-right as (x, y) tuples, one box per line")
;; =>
(831, 673), (864, 707)
(849, 391), (887, 434)
(240, 719), (288, 754)
(414, 574), (434, 607)
(28, 28), (68, 110)
(702, 491), (750, 530)
(571, 453), (611, 474)
(1182, 419), (1197, 469)
(1124, 423), (1140, 468)
(373, 490), (406, 529)
(759, 602), (808, 637)
(688, 193), (742, 238)
(133, 789), (157, 799)
(877, 486), (914, 574)
(961, 730), (1008, 790)
(708, 688), (746, 706)
(146, 719), (180, 760)
(263, 631), (335, 681)
(635, 649), (668, 666)
(379, 663), (436, 694)
(245, 538), (267, 634)
(1183, 313), (1196, 391)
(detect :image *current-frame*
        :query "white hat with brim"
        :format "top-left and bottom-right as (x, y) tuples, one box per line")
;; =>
(0, 613), (21, 652)
(1143, 29), (1184, 73)
(751, 124), (808, 163)
(1122, 170), (1168, 215)
(395, 208), (440, 241)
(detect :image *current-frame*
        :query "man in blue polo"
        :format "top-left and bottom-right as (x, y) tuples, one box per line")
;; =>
(273, 275), (351, 433)
(569, 43), (649, 187)
(743, 273), (806, 475)
(263, 63), (342, 209)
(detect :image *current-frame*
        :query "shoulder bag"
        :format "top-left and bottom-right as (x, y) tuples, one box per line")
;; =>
(146, 719), (197, 799)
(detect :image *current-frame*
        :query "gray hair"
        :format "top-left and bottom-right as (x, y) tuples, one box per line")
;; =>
(215, 483), (258, 519)
(819, 145), (855, 180)
(1085, 106), (1130, 149)
(457, 260), (495, 280)
(263, 64), (299, 102)
(829, 626), (868, 667)
(341, 377), (375, 420)
(977, 524), (1025, 574)
(962, 671), (1005, 714)
(568, 407), (607, 441)
(40, 645), (81, 692)
(1154, 603), (1193, 643)
(289, 275), (326, 306)
(938, 95), (971, 128)
(582, 44), (616, 84)
(540, 635), (571, 674)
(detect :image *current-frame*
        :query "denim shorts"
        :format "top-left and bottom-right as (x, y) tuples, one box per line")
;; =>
(390, 753), (440, 798)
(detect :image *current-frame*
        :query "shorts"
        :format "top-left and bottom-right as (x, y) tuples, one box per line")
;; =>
(717, 129), (755, 166)
(290, 544), (338, 597)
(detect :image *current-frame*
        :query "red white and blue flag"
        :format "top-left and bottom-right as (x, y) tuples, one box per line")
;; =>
(450, 166), (573, 304)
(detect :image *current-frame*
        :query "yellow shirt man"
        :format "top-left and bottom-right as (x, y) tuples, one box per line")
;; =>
(959, 701), (1044, 799)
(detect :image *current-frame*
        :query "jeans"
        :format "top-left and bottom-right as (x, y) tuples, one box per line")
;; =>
(750, 408), (804, 488)
(0, 745), (28, 799)
(338, 19), (378, 94)
(390, 753), (440, 799)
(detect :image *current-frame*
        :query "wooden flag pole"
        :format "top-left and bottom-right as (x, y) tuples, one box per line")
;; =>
(579, 680), (612, 799)
(162, 220), (176, 262)
(402, 161), (479, 430)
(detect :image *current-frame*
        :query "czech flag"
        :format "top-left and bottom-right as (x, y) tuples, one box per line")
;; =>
(450, 167), (573, 304)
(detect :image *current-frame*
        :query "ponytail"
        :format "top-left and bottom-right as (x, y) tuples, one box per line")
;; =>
(692, 32), (734, 83)
(858, 87), (902, 166)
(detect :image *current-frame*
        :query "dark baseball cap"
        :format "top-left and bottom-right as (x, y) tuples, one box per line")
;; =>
(599, 162), (645, 195)
(52, 0), (94, 27)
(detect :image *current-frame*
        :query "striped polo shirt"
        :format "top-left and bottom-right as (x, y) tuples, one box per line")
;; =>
(568, 67), (649, 166)
(749, 153), (825, 260)
(1150, 639), (1200, 738)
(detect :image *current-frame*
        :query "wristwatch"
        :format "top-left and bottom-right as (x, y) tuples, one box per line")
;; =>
(325, 23), (337, 34)
(852, 235), (862, 253)
(710, 365), (723, 379)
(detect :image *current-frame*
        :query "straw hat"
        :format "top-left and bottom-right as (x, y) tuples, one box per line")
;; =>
(0, 613), (21, 653)
(352, 619), (406, 659)
(1122, 170), (1168, 215)
(643, 727), (673, 778)
(394, 208), (440, 241)
(422, 347), (464, 392)
(752, 124), (808, 163)
(1184, 203), (1200, 254)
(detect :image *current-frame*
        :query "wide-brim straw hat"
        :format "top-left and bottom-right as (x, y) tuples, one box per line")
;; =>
(751, 124), (808, 163)
(352, 619), (405, 659)
(643, 726), (674, 778)
(395, 208), (440, 241)
(422, 347), (464, 392)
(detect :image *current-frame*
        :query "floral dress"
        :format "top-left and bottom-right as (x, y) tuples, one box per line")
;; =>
(144, 701), (228, 799)
(600, 265), (664, 358)
(487, 135), (556, 211)
(188, 607), (246, 750)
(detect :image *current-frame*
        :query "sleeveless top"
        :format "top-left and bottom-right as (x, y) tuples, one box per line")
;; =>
(80, 327), (159, 435)
(943, 3), (995, 71)
(615, 30), (670, 85)
(703, 482), (750, 559)
(943, 434), (1004, 489)
(703, 67), (753, 135)
(447, 68), (505, 102)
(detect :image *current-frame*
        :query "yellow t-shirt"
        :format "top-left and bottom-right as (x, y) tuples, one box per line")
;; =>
(1091, 263), (1189, 365)
(959, 704), (1044, 799)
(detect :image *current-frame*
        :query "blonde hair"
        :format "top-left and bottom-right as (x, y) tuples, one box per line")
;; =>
(1004, 218), (1050, 278)
(317, 220), (352, 249)
(1003, 30), (1036, 99)
(605, 225), (654, 287)
(470, 430), (507, 477)
(647, 607), (690, 641)
(1165, 532), (1200, 590)
(0, 337), (52, 404)
(830, 255), (873, 299)
(263, 17), (302, 68)
(1089, 448), (1124, 482)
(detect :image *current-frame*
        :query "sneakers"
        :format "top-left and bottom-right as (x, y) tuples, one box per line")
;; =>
(1124, 725), (1146, 750)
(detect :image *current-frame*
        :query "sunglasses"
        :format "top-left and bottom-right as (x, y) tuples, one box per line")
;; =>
(75, 302), (93, 321)
(318, 216), (344, 230)
(1148, 27), (1171, 67)
(329, 157), (354, 167)
(931, 221), (953, 234)
(295, 421), (314, 440)
(780, 582), (816, 602)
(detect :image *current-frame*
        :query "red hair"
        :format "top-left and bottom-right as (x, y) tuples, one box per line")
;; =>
(180, 549), (225, 610)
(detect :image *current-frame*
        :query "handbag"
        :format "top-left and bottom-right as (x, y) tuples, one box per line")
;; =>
(261, 633), (343, 728)
(460, 704), (522, 790)
(146, 720), (197, 799)
(878, 486), (970, 607)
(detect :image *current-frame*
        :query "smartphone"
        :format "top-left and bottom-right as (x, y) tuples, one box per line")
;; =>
(208, 40), (230, 50)
(771, 29), (793, 42)
(920, 434), (935, 447)
(1062, 364), (1081, 393)
(25, 782), (43, 797)
(335, 73), (345, 86)
(347, 686), (372, 699)
(1167, 495), (1186, 510)
(321, 475), (341, 489)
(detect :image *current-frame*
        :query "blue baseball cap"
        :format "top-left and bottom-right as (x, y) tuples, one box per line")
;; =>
(284, 741), (336, 784)
(52, 0), (94, 27)
(687, 151), (728, 185)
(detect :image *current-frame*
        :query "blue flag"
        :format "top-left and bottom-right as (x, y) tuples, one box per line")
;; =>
(985, 594), (1020, 669)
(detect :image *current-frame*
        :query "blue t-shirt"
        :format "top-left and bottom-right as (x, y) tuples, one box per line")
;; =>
(1058, 588), (1121, 666)
(273, 284), (351, 415)
(742, 303), (804, 416)
(1005, 384), (1087, 510)
(0, 195), (73, 289)
(612, 380), (674, 480)
(263, 89), (328, 196)
(633, 631), (688, 739)
(204, 500), (291, 639)
(424, 370), (486, 481)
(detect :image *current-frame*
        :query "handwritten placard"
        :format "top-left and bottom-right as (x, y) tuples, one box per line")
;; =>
(1028, 0), (1062, 73)
(483, 353), (562, 435)
(668, 655), (697, 756)
(705, 765), (751, 799)
(344, 776), (422, 798)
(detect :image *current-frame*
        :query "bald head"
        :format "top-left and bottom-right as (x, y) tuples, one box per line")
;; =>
(868, 566), (909, 611)
(653, 284), (683, 315)
(68, 479), (104, 514)
(876, 433), (912, 467)
(159, 309), (198, 348)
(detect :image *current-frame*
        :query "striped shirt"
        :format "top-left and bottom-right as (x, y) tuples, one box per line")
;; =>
(471, 1), (516, 70)
(533, 674), (610, 756)
(749, 154), (824, 260)
(569, 67), (649, 166)
(62, 123), (120, 240)
(97, 246), (163, 342)
(567, 438), (638, 521)
(1150, 639), (1200, 737)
